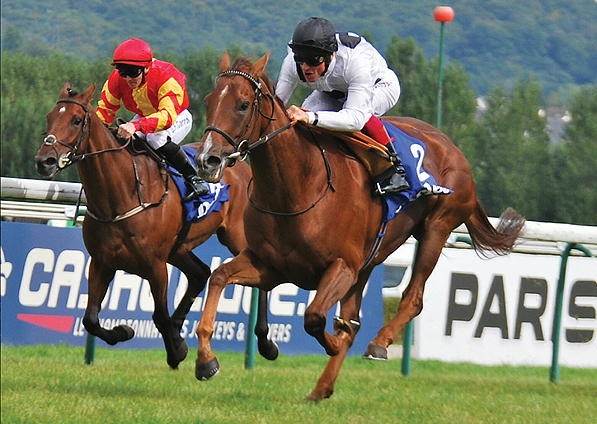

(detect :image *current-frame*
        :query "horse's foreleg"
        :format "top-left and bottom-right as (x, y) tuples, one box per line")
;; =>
(83, 259), (134, 345)
(303, 258), (357, 356)
(364, 229), (451, 360)
(169, 251), (211, 333)
(306, 278), (365, 402)
(196, 250), (279, 381)
(255, 289), (279, 360)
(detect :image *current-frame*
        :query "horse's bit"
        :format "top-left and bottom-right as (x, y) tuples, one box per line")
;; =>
(43, 98), (92, 170)
(203, 69), (292, 163)
(41, 96), (167, 223)
(43, 97), (132, 170)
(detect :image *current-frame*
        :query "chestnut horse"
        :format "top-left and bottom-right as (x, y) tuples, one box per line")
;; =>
(193, 53), (525, 401)
(34, 82), (278, 369)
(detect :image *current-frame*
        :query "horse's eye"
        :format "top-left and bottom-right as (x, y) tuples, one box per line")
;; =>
(72, 116), (83, 126)
(239, 101), (250, 112)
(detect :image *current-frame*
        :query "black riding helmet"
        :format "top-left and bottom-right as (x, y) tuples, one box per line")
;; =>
(289, 17), (338, 56)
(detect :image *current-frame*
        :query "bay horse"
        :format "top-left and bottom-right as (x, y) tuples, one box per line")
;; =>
(193, 53), (525, 401)
(34, 82), (278, 369)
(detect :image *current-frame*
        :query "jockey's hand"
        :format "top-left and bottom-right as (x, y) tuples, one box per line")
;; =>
(117, 122), (136, 139)
(287, 105), (309, 123)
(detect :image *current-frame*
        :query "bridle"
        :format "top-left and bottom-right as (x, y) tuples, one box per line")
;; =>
(203, 69), (335, 217)
(40, 95), (167, 223)
(203, 69), (294, 163)
(42, 98), (92, 170)
(42, 97), (131, 170)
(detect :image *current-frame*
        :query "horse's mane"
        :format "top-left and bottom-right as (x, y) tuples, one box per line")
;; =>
(231, 56), (287, 114)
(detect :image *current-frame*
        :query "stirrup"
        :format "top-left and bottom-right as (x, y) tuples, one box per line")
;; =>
(183, 177), (209, 201)
(375, 173), (410, 196)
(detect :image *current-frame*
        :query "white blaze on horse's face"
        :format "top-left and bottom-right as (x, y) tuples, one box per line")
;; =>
(215, 85), (229, 111)
(59, 107), (66, 113)
(202, 133), (214, 156)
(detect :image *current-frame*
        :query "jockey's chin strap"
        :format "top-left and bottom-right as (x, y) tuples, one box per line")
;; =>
(203, 69), (295, 164)
(43, 98), (91, 170)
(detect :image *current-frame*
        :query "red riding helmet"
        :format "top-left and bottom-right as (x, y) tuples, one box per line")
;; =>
(111, 38), (153, 66)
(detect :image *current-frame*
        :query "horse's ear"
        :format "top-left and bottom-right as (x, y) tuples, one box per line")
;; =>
(60, 82), (73, 99)
(82, 83), (96, 104)
(251, 51), (270, 78)
(220, 52), (231, 72)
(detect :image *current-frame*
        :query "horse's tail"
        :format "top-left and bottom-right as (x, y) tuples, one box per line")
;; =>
(464, 201), (526, 257)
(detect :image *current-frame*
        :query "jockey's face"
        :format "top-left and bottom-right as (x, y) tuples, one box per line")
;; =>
(117, 65), (148, 89)
(299, 60), (327, 83)
(123, 73), (144, 89)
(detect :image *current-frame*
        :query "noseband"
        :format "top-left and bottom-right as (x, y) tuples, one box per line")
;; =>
(42, 97), (132, 171)
(203, 69), (293, 163)
(43, 98), (92, 169)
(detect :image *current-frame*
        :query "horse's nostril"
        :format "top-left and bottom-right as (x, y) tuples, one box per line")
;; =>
(206, 156), (222, 168)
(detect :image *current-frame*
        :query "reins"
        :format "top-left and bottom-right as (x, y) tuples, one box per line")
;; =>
(205, 67), (388, 269)
(43, 96), (169, 223)
(44, 98), (133, 167)
(247, 127), (335, 217)
(204, 69), (335, 217)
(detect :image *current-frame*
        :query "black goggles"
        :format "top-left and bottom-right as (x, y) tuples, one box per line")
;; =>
(294, 54), (326, 67)
(116, 65), (144, 78)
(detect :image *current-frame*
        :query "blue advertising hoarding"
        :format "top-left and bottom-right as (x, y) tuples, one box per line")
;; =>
(1, 221), (383, 356)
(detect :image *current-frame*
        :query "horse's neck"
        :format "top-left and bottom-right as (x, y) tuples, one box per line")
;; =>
(77, 121), (141, 212)
(250, 123), (326, 205)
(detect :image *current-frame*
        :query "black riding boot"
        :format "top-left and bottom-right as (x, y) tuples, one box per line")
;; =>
(374, 142), (410, 195)
(157, 141), (209, 201)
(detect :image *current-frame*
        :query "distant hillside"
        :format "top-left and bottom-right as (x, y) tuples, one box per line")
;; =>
(2, 0), (596, 98)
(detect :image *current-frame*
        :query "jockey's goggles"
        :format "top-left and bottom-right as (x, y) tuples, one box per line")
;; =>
(116, 65), (144, 78)
(294, 54), (326, 67)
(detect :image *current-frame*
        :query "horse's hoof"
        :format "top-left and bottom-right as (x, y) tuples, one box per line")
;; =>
(258, 339), (279, 361)
(106, 325), (135, 345)
(362, 342), (388, 361)
(195, 358), (220, 381)
(304, 396), (321, 404)
(167, 339), (189, 369)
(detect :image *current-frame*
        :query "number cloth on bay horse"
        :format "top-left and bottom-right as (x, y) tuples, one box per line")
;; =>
(34, 82), (278, 371)
(169, 146), (231, 223)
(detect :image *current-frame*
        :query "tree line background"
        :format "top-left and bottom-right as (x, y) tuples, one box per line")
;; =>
(2, 0), (596, 226)
(2, 37), (595, 226)
(2, 0), (596, 100)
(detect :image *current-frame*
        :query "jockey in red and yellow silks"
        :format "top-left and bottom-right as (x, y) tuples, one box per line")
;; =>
(96, 59), (190, 135)
(96, 38), (207, 200)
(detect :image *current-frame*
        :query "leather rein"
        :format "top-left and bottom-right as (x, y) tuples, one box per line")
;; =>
(203, 69), (335, 217)
(42, 97), (169, 223)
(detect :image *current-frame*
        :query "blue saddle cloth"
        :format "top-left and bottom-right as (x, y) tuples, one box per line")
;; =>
(382, 122), (453, 222)
(167, 146), (230, 223)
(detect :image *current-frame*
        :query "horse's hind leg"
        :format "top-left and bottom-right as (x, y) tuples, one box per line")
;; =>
(364, 228), (452, 360)
(169, 250), (211, 333)
(146, 263), (189, 369)
(83, 258), (134, 345)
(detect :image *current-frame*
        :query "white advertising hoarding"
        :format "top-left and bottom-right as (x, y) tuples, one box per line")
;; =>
(413, 249), (597, 367)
